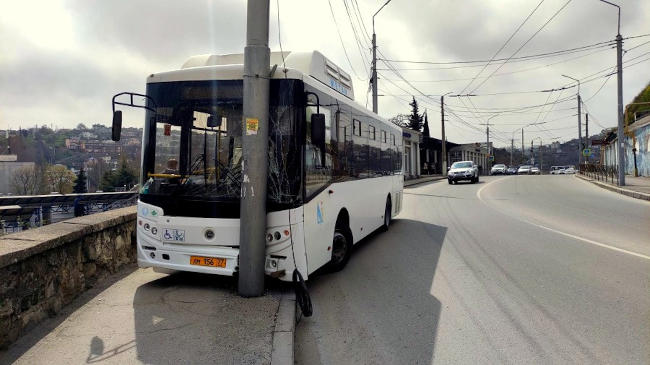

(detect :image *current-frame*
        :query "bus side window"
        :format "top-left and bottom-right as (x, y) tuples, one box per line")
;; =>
(305, 95), (333, 197)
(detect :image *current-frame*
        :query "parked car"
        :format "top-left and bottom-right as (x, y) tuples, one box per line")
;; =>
(517, 165), (532, 174)
(448, 161), (480, 184)
(490, 164), (507, 175)
(564, 166), (576, 174)
(530, 166), (540, 175)
(506, 166), (518, 175)
(550, 166), (563, 174)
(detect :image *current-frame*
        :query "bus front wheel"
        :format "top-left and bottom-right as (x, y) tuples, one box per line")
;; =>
(382, 199), (392, 231)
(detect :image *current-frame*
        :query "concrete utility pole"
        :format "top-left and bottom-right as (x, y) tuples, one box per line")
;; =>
(534, 137), (543, 170)
(562, 74), (582, 166)
(371, 0), (392, 114)
(239, 0), (271, 297)
(521, 129), (524, 163)
(441, 93), (449, 175)
(585, 113), (589, 163)
(616, 30), (625, 185)
(510, 138), (514, 166)
(371, 32), (377, 113)
(599, 0), (625, 185)
(486, 124), (490, 170)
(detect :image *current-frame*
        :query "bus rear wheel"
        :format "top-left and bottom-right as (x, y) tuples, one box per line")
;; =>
(329, 228), (351, 272)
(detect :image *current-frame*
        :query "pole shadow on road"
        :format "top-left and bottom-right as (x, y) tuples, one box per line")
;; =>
(296, 218), (446, 364)
(130, 271), (283, 365)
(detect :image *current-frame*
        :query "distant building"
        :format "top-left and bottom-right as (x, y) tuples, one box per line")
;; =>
(419, 136), (459, 175)
(84, 140), (122, 154)
(0, 155), (35, 195)
(402, 127), (422, 179)
(65, 138), (85, 150)
(449, 143), (489, 174)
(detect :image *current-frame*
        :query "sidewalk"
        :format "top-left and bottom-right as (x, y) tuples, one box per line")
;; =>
(576, 174), (650, 201)
(404, 175), (445, 187)
(0, 266), (296, 365)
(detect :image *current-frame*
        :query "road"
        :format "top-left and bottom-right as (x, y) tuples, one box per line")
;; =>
(295, 175), (650, 364)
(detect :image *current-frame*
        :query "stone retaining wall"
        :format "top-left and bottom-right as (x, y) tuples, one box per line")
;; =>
(0, 207), (137, 349)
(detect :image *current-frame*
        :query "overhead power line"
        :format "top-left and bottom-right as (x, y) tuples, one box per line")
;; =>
(327, 0), (367, 81)
(469, 0), (574, 93)
(459, 0), (547, 94)
(377, 38), (613, 65)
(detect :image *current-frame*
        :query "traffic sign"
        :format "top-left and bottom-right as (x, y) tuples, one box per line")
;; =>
(582, 148), (592, 157)
(488, 155), (495, 162)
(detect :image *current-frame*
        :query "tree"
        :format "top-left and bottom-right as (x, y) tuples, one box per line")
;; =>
(45, 164), (76, 194)
(422, 111), (430, 137)
(100, 159), (137, 192)
(625, 82), (650, 124)
(408, 97), (423, 131)
(11, 165), (41, 195)
(73, 168), (88, 193)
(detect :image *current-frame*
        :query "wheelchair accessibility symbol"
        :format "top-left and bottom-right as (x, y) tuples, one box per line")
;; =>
(163, 228), (185, 242)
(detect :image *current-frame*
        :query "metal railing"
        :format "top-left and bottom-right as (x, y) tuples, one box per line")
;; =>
(579, 163), (619, 185)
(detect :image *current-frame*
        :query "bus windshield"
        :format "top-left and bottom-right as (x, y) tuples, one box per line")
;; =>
(140, 79), (303, 216)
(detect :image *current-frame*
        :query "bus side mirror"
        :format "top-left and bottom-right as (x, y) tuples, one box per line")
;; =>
(112, 110), (122, 141)
(311, 113), (326, 147)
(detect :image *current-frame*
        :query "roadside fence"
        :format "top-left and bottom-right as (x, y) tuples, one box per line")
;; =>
(579, 163), (619, 185)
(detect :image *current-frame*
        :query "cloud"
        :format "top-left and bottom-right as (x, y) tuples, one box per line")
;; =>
(1, 0), (649, 145)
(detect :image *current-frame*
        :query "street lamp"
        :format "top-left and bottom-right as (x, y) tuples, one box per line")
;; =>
(371, 0), (393, 114)
(561, 74), (583, 166)
(511, 122), (546, 165)
(533, 137), (543, 171)
(480, 114), (501, 170)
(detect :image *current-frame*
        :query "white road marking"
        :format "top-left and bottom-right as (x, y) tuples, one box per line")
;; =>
(476, 177), (650, 261)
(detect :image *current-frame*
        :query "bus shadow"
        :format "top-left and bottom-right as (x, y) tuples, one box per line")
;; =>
(297, 219), (446, 364)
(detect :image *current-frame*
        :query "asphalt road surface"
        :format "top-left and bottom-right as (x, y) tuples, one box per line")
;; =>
(295, 175), (650, 364)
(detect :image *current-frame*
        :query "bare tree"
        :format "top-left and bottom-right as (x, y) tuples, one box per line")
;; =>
(45, 164), (76, 194)
(11, 165), (41, 195)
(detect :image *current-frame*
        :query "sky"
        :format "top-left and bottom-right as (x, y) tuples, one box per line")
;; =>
(1, 0), (649, 147)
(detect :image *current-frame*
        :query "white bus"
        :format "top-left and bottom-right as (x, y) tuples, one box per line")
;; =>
(112, 51), (403, 282)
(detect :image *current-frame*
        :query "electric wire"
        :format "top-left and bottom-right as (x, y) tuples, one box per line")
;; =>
(459, 0), (546, 94)
(469, 0), (574, 93)
(327, 0), (367, 81)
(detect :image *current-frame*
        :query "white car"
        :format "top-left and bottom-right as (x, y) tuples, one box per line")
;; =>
(490, 164), (507, 175)
(530, 167), (540, 175)
(564, 166), (576, 174)
(448, 161), (479, 184)
(517, 165), (532, 174)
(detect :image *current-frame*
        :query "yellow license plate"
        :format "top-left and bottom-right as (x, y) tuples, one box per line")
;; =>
(190, 256), (227, 268)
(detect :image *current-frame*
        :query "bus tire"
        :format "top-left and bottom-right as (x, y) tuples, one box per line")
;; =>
(329, 226), (351, 272)
(382, 198), (392, 231)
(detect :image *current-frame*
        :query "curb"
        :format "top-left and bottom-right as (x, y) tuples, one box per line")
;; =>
(271, 290), (296, 365)
(575, 174), (650, 201)
(404, 176), (446, 187)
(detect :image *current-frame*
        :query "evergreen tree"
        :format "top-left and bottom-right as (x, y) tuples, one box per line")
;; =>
(422, 111), (430, 137)
(73, 168), (88, 193)
(408, 97), (423, 131)
(100, 159), (136, 192)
